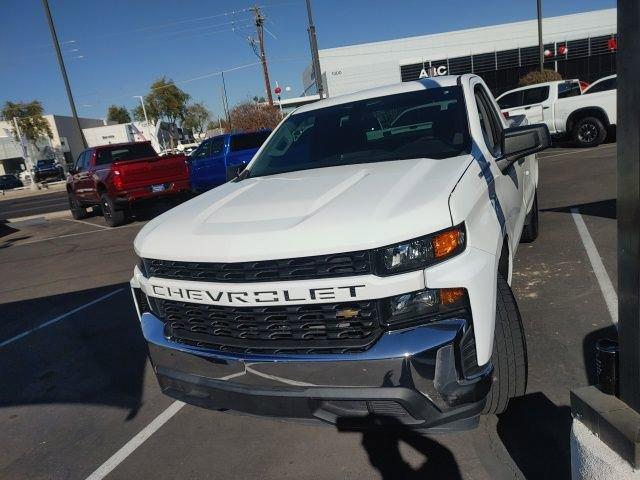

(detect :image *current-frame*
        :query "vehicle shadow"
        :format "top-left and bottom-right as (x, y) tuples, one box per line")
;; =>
(0, 283), (148, 420)
(130, 194), (194, 223)
(541, 198), (616, 220)
(496, 392), (572, 479)
(337, 416), (462, 479)
(0, 220), (19, 239)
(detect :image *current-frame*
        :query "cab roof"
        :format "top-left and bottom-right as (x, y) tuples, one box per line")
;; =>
(294, 75), (465, 114)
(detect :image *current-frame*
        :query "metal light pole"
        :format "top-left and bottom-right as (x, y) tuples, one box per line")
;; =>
(133, 95), (151, 142)
(537, 0), (544, 73)
(42, 0), (87, 149)
(305, 0), (324, 98)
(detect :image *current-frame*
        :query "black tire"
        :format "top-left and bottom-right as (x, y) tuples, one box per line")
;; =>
(100, 193), (126, 227)
(572, 116), (607, 148)
(68, 192), (88, 220)
(520, 191), (539, 243)
(483, 275), (528, 415)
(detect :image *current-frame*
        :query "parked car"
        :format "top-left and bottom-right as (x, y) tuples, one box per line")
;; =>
(33, 158), (64, 182)
(66, 141), (189, 227)
(188, 130), (272, 193)
(497, 78), (616, 147)
(132, 74), (551, 431)
(0, 174), (23, 190)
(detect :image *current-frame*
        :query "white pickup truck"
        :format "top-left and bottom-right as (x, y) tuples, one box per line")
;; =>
(131, 74), (551, 432)
(497, 77), (616, 147)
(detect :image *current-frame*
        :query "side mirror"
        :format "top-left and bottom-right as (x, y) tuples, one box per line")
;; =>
(499, 124), (551, 168)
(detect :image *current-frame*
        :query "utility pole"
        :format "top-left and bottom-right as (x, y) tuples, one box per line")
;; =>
(13, 117), (37, 191)
(250, 5), (273, 105)
(42, 0), (87, 149)
(221, 71), (232, 130)
(305, 0), (324, 99)
(536, 0), (544, 73)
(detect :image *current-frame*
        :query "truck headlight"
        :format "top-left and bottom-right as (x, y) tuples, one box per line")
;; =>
(376, 225), (465, 275)
(382, 287), (467, 327)
(136, 256), (149, 278)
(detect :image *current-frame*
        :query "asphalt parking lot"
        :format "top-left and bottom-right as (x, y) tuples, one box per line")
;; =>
(0, 143), (618, 480)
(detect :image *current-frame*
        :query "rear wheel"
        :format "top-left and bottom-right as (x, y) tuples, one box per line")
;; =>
(482, 275), (528, 414)
(100, 193), (126, 227)
(520, 191), (539, 243)
(572, 116), (606, 148)
(68, 192), (88, 220)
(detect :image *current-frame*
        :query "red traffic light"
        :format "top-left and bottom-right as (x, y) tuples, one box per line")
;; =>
(274, 86), (282, 95)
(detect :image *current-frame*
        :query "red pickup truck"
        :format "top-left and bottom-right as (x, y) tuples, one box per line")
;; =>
(66, 141), (190, 227)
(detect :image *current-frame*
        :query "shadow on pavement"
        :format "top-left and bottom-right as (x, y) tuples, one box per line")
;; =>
(542, 198), (616, 220)
(497, 392), (572, 479)
(0, 221), (19, 239)
(337, 416), (462, 479)
(0, 283), (148, 420)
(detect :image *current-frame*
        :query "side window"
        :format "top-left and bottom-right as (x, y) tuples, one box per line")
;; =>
(83, 150), (93, 169)
(210, 139), (225, 156)
(75, 151), (87, 172)
(558, 82), (582, 99)
(585, 78), (616, 94)
(497, 91), (523, 109)
(195, 140), (212, 158)
(474, 85), (502, 156)
(522, 86), (550, 106)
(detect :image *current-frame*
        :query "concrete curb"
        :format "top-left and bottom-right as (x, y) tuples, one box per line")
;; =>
(0, 182), (67, 201)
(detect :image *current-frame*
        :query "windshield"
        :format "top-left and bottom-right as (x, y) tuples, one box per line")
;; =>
(37, 159), (55, 167)
(248, 86), (470, 178)
(96, 142), (157, 165)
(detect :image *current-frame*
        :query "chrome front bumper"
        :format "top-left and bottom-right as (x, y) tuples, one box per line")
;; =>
(140, 311), (492, 431)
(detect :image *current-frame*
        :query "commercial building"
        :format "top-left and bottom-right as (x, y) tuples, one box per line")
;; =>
(0, 115), (105, 175)
(303, 8), (617, 97)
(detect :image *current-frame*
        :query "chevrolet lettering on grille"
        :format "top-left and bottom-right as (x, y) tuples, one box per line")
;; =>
(147, 283), (367, 306)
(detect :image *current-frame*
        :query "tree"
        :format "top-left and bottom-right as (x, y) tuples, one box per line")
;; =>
(182, 102), (210, 135)
(132, 77), (190, 147)
(106, 105), (131, 124)
(518, 69), (563, 87)
(1, 100), (52, 145)
(228, 101), (281, 132)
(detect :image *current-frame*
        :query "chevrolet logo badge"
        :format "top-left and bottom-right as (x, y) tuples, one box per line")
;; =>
(336, 308), (360, 319)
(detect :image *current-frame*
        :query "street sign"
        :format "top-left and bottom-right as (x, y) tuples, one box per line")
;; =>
(274, 86), (282, 95)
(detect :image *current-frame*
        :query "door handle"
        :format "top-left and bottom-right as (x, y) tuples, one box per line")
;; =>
(543, 106), (550, 110)
(524, 106), (532, 110)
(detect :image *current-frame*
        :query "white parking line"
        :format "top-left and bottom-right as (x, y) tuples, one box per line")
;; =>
(61, 217), (111, 230)
(0, 289), (124, 348)
(11, 222), (147, 247)
(539, 143), (616, 160)
(85, 400), (186, 480)
(571, 208), (618, 326)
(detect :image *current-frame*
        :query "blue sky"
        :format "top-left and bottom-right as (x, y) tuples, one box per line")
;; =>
(0, 0), (615, 121)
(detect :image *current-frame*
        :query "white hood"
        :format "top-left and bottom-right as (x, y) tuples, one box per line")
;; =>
(134, 156), (472, 262)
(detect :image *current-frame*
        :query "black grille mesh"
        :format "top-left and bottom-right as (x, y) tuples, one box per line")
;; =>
(144, 251), (372, 283)
(153, 298), (381, 354)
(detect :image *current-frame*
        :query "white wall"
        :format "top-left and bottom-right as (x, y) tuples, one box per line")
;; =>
(309, 8), (617, 97)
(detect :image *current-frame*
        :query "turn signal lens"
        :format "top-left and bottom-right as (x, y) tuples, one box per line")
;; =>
(440, 287), (466, 306)
(382, 287), (468, 327)
(433, 229), (464, 258)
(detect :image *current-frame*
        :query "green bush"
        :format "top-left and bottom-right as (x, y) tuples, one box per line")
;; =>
(518, 69), (563, 87)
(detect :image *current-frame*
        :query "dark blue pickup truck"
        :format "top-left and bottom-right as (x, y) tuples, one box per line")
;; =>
(188, 130), (271, 193)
